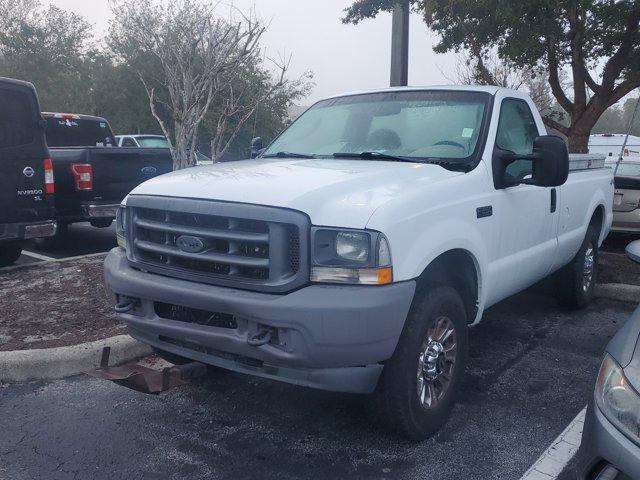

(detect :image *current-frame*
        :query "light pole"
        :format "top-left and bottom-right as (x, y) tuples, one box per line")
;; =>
(390, 0), (410, 87)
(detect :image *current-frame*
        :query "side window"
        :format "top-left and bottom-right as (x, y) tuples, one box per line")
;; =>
(496, 99), (539, 181)
(0, 88), (35, 149)
(122, 138), (137, 147)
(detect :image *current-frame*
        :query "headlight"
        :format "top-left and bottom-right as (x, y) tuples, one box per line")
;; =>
(116, 206), (127, 250)
(336, 232), (369, 262)
(595, 354), (640, 445)
(311, 228), (393, 285)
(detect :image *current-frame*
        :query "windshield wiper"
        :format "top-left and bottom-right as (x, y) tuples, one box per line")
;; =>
(332, 152), (424, 163)
(262, 151), (316, 159)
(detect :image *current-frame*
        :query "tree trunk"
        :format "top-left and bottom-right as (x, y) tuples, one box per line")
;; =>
(566, 108), (603, 154)
(172, 123), (197, 170)
(566, 130), (590, 154)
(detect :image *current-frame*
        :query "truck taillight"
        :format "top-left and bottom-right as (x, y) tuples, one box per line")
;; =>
(43, 158), (54, 194)
(70, 163), (93, 191)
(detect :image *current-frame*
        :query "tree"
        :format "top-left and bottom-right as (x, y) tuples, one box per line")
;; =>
(109, 0), (306, 169)
(344, 0), (640, 153)
(593, 95), (640, 135)
(0, 0), (95, 113)
(450, 52), (555, 114)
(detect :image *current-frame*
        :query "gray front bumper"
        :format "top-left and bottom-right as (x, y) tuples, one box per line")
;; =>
(577, 401), (640, 479)
(104, 248), (416, 394)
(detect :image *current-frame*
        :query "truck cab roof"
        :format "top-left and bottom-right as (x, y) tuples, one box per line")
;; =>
(324, 85), (515, 101)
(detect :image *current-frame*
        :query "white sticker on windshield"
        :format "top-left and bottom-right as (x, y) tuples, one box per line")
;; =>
(100, 122), (106, 128)
(462, 128), (474, 138)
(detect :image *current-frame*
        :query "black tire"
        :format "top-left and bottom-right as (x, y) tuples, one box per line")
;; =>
(152, 347), (192, 365)
(90, 219), (113, 228)
(32, 222), (68, 251)
(555, 226), (599, 309)
(0, 242), (23, 267)
(375, 285), (469, 440)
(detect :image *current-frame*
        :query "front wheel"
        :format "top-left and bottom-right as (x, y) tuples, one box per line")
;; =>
(0, 242), (23, 267)
(375, 286), (468, 440)
(555, 226), (599, 309)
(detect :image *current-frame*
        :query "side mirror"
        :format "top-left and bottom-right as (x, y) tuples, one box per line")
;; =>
(529, 135), (569, 187)
(493, 135), (569, 189)
(250, 137), (263, 159)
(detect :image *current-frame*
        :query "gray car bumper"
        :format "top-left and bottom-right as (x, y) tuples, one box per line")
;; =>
(81, 203), (120, 219)
(577, 401), (640, 479)
(104, 248), (416, 394)
(0, 220), (56, 242)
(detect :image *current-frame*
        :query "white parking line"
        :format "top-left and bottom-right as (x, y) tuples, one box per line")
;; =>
(520, 407), (587, 480)
(21, 250), (56, 261)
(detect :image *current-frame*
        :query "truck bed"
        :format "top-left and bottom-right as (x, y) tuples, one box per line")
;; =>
(50, 147), (172, 223)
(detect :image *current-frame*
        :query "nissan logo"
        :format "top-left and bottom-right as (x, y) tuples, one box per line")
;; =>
(141, 166), (158, 175)
(23, 166), (35, 178)
(176, 235), (205, 253)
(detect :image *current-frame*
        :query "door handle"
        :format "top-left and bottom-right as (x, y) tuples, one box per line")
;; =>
(550, 188), (557, 213)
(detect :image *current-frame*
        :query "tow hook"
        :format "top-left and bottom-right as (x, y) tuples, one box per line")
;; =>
(247, 328), (273, 347)
(114, 296), (138, 314)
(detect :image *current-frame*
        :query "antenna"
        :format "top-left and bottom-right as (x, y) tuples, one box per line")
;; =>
(614, 89), (640, 176)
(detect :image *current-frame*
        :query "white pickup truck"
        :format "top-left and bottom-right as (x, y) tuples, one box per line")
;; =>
(105, 86), (613, 439)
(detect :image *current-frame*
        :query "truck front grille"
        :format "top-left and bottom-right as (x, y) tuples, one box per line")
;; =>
(126, 196), (309, 293)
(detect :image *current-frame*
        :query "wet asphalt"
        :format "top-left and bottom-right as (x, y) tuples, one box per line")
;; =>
(1, 291), (635, 480)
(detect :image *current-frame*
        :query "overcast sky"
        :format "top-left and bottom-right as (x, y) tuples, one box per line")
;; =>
(51, 0), (457, 104)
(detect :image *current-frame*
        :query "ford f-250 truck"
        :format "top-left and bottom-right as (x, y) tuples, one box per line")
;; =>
(0, 78), (56, 266)
(105, 86), (613, 439)
(34, 113), (172, 249)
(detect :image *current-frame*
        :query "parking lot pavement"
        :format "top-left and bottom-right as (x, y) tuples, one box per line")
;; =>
(15, 222), (116, 265)
(601, 232), (639, 254)
(0, 292), (635, 480)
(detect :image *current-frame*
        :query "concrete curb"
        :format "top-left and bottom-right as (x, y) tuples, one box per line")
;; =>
(0, 335), (152, 383)
(596, 283), (640, 304)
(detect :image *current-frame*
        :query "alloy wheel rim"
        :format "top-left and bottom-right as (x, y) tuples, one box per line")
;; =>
(416, 316), (457, 409)
(582, 244), (595, 292)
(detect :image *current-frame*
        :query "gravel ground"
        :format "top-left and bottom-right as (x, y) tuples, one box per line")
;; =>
(0, 292), (635, 480)
(0, 254), (124, 352)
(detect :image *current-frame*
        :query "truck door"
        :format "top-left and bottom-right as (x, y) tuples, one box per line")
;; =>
(487, 97), (559, 305)
(0, 78), (53, 225)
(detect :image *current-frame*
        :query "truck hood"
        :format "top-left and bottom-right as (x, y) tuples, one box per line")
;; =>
(128, 158), (462, 228)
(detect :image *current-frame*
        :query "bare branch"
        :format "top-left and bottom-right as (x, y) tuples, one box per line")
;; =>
(547, 44), (574, 113)
(542, 116), (570, 136)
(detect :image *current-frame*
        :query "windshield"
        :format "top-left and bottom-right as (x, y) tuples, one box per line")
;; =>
(45, 116), (116, 147)
(616, 162), (640, 177)
(264, 90), (490, 162)
(137, 136), (170, 148)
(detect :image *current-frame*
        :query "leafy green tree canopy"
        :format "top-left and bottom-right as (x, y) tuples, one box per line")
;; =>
(0, 0), (94, 112)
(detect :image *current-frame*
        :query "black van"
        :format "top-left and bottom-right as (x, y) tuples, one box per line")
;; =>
(0, 77), (56, 266)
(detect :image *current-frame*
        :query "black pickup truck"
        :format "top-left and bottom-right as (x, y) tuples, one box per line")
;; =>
(37, 113), (172, 248)
(0, 78), (56, 266)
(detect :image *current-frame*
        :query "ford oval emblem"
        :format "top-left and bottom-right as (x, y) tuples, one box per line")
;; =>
(23, 166), (35, 178)
(141, 166), (157, 175)
(176, 235), (205, 253)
